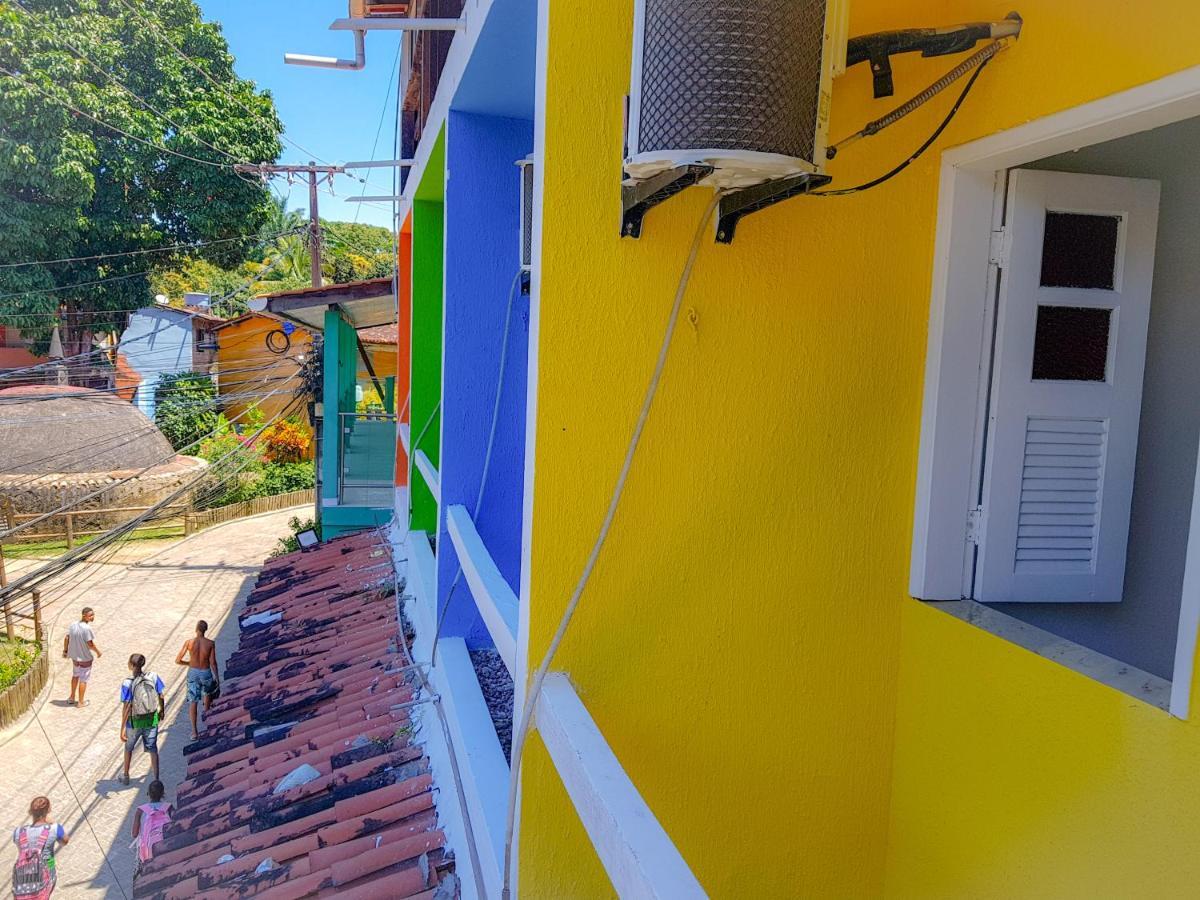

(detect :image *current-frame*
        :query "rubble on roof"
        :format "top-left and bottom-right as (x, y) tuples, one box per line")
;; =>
(135, 531), (457, 899)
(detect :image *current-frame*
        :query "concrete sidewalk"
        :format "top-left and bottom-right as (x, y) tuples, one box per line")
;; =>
(0, 508), (304, 898)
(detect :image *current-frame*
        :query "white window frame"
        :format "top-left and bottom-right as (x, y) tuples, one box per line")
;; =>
(910, 65), (1200, 718)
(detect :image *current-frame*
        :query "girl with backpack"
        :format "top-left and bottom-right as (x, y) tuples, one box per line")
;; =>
(130, 781), (171, 871)
(119, 654), (165, 786)
(11, 797), (68, 899)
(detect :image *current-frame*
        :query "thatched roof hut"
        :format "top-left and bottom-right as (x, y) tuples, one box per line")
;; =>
(0, 385), (176, 474)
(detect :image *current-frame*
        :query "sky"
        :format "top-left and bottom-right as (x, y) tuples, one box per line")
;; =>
(196, 0), (403, 230)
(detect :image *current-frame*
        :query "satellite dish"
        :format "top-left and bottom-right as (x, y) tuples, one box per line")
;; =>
(155, 294), (170, 306)
(248, 297), (268, 313)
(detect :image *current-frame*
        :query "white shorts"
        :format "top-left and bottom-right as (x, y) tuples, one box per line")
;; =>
(72, 662), (94, 682)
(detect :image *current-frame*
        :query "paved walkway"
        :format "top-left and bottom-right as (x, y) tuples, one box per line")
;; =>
(0, 509), (303, 898)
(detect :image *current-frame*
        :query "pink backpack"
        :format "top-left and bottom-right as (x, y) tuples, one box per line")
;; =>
(134, 803), (171, 862)
(12, 826), (53, 897)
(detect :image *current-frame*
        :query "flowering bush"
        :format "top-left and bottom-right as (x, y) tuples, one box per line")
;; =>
(195, 409), (312, 508)
(263, 418), (310, 463)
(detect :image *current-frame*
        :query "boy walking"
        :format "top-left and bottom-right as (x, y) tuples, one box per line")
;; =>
(175, 620), (219, 741)
(120, 654), (165, 785)
(62, 608), (101, 708)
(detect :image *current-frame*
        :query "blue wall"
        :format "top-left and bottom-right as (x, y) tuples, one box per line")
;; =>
(436, 111), (534, 647)
(120, 308), (193, 420)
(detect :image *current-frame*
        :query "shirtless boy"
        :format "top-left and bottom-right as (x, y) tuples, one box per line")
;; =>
(175, 620), (219, 740)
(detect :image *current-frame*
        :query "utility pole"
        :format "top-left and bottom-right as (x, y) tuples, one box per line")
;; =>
(234, 162), (345, 289)
(307, 162), (324, 287)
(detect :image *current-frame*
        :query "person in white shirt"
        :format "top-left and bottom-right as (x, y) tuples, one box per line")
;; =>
(62, 608), (101, 708)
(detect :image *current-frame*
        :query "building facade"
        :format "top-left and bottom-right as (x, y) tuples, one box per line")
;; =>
(293, 0), (1200, 896)
(212, 311), (317, 451)
(118, 305), (222, 419)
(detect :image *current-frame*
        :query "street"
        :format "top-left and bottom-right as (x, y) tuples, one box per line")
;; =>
(0, 508), (302, 898)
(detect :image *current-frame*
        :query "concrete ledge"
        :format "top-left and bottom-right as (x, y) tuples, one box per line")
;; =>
(925, 599), (1171, 710)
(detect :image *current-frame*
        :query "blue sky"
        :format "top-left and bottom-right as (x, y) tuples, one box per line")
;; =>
(196, 0), (403, 230)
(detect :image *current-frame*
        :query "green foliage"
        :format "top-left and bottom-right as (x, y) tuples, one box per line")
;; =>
(271, 515), (321, 558)
(155, 371), (218, 450)
(0, 638), (40, 692)
(258, 461), (315, 495)
(144, 201), (395, 318)
(0, 0), (284, 344)
(197, 411), (313, 509)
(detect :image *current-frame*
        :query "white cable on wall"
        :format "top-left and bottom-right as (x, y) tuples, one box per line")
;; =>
(500, 193), (721, 898)
(432, 267), (524, 662)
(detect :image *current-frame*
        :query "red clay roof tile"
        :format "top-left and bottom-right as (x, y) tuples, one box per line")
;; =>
(134, 531), (455, 900)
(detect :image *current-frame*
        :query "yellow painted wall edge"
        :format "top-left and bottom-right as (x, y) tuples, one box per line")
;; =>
(522, 0), (1200, 897)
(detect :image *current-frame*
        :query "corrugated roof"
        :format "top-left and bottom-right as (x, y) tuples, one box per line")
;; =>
(134, 531), (457, 900)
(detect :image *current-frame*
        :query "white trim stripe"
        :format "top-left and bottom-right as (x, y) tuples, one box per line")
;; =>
(535, 674), (708, 899)
(445, 504), (519, 675)
(415, 449), (441, 502)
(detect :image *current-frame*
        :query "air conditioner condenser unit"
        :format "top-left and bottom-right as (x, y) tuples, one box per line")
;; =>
(625, 0), (848, 190)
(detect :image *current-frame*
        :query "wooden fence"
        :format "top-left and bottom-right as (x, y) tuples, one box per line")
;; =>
(0, 642), (48, 729)
(183, 489), (315, 535)
(1, 500), (191, 548)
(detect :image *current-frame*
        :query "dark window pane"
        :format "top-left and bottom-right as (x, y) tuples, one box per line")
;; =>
(1040, 212), (1120, 289)
(1032, 305), (1111, 381)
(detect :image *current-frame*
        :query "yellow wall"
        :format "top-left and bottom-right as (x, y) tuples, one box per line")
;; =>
(215, 314), (314, 439)
(359, 343), (397, 381)
(526, 0), (1200, 896)
(886, 600), (1200, 897)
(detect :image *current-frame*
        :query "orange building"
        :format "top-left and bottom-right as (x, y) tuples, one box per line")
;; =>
(0, 325), (47, 373)
(212, 312), (316, 444)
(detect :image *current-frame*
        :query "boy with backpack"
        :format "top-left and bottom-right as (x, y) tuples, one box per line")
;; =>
(11, 796), (69, 899)
(130, 781), (172, 871)
(119, 654), (165, 786)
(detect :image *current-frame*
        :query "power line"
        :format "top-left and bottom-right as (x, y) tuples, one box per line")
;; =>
(353, 43), (402, 225)
(109, 0), (326, 167)
(0, 269), (152, 302)
(13, 4), (255, 169)
(0, 361), (301, 541)
(0, 394), (306, 609)
(0, 229), (299, 270)
(0, 65), (235, 169)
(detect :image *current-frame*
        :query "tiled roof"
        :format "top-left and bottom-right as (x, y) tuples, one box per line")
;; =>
(357, 325), (398, 346)
(135, 531), (457, 900)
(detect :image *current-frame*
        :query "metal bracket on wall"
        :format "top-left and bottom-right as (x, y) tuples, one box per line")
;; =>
(715, 172), (832, 244)
(621, 165), (715, 238)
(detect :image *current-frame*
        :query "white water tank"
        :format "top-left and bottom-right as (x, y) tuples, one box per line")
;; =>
(625, 0), (848, 189)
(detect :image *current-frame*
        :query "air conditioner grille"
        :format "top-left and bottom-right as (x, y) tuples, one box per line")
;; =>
(521, 161), (534, 269)
(637, 0), (827, 163)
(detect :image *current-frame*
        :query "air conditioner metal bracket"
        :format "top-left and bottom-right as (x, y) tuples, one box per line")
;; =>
(621, 165), (715, 238)
(715, 172), (832, 244)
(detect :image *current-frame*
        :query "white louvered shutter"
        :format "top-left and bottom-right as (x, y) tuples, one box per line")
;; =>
(977, 169), (1160, 603)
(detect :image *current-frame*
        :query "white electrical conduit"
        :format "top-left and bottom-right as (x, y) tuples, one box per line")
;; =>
(431, 268), (524, 666)
(500, 194), (721, 898)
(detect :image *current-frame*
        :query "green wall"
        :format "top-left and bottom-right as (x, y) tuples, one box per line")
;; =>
(409, 128), (445, 533)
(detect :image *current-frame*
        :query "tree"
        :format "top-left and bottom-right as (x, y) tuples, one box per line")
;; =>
(138, 192), (396, 318)
(154, 370), (218, 450)
(0, 0), (284, 352)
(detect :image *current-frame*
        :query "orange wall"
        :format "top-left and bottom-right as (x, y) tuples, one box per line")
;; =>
(215, 314), (315, 445)
(396, 215), (413, 487)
